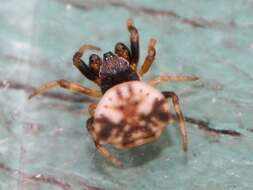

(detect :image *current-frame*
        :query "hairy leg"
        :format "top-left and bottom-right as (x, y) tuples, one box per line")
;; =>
(86, 117), (123, 167)
(29, 79), (102, 99)
(127, 18), (139, 70)
(88, 103), (97, 116)
(115, 42), (131, 63)
(73, 44), (101, 85)
(148, 75), (199, 86)
(162, 91), (188, 151)
(138, 39), (156, 76)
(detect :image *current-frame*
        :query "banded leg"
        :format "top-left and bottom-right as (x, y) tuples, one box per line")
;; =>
(138, 39), (157, 76)
(127, 18), (139, 70)
(162, 91), (188, 151)
(115, 42), (131, 63)
(86, 117), (123, 167)
(29, 79), (102, 99)
(148, 75), (199, 86)
(73, 44), (102, 85)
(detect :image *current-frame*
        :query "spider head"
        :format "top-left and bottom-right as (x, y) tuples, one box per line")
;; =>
(99, 52), (140, 93)
(100, 51), (130, 77)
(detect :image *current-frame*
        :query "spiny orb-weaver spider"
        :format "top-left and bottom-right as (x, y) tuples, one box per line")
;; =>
(29, 19), (199, 167)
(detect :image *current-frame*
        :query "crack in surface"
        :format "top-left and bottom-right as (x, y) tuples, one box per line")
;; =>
(59, 0), (236, 29)
(247, 128), (253, 133)
(183, 116), (242, 137)
(0, 163), (104, 190)
(0, 163), (71, 190)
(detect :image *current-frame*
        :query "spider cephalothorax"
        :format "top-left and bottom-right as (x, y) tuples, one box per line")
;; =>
(99, 51), (140, 93)
(29, 19), (199, 167)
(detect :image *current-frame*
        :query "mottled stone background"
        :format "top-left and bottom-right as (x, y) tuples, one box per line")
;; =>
(0, 0), (253, 189)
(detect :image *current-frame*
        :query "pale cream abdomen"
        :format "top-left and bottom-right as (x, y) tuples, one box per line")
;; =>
(93, 81), (170, 149)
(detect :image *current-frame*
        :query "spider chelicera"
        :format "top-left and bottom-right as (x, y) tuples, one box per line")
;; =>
(29, 19), (198, 167)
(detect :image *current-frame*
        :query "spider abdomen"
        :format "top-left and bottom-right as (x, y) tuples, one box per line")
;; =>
(93, 81), (170, 149)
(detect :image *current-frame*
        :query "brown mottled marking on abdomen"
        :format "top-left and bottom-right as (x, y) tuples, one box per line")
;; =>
(116, 88), (123, 99)
(93, 81), (170, 148)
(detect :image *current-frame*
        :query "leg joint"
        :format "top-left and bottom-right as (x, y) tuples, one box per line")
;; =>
(162, 91), (179, 103)
(73, 52), (82, 66)
(58, 79), (69, 88)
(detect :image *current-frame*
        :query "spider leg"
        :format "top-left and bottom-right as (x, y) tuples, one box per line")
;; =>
(115, 42), (131, 63)
(162, 91), (188, 152)
(88, 103), (97, 116)
(29, 79), (102, 99)
(138, 39), (156, 76)
(127, 18), (139, 70)
(86, 117), (123, 167)
(148, 75), (199, 86)
(73, 44), (101, 85)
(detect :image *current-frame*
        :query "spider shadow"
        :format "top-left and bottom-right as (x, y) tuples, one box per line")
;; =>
(92, 129), (175, 178)
(91, 129), (173, 184)
(121, 129), (173, 168)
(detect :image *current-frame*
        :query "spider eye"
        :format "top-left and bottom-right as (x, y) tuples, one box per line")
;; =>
(103, 52), (114, 61)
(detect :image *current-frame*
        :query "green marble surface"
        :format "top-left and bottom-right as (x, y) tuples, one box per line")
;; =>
(1, 0), (253, 189)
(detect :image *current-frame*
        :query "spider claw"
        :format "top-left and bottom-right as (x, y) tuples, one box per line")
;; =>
(149, 38), (157, 47)
(127, 18), (134, 29)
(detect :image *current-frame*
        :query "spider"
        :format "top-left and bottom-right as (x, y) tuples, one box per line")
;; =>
(29, 19), (199, 167)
